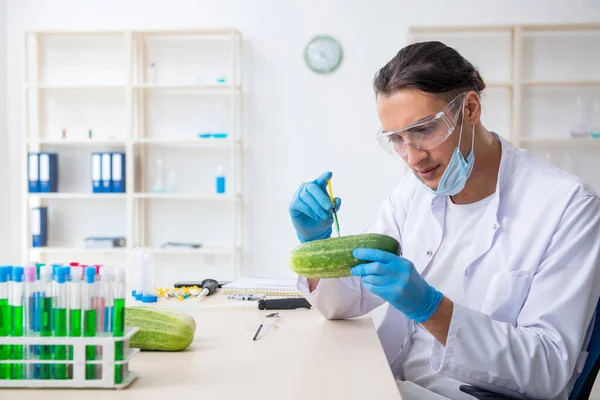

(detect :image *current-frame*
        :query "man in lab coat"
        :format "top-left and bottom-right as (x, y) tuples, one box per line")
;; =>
(289, 41), (600, 399)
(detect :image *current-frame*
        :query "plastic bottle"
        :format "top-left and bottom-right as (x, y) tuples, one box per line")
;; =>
(151, 159), (166, 193)
(570, 96), (589, 138)
(216, 166), (226, 194)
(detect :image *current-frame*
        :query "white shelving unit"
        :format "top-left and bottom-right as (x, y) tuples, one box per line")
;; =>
(22, 29), (244, 283)
(409, 23), (600, 193)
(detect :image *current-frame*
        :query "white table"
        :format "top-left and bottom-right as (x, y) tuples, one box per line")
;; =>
(4, 293), (403, 400)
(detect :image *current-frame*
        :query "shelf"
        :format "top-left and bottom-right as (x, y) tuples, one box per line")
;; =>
(27, 84), (127, 90)
(27, 139), (126, 146)
(133, 83), (240, 92)
(29, 193), (127, 200)
(149, 246), (237, 255)
(29, 247), (128, 255)
(521, 137), (600, 146)
(521, 81), (600, 87)
(133, 193), (239, 201)
(134, 138), (236, 148)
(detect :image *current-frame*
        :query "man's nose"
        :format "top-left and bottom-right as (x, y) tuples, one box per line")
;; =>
(405, 144), (429, 169)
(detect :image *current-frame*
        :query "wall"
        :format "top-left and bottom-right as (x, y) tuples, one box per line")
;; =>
(4, 0), (600, 278)
(0, 0), (7, 258)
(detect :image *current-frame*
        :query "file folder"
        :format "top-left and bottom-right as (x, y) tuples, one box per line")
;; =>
(28, 153), (39, 193)
(101, 152), (112, 193)
(111, 152), (126, 193)
(31, 206), (48, 248)
(39, 152), (58, 193)
(91, 152), (102, 193)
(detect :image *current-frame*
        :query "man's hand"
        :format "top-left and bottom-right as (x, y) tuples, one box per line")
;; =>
(350, 249), (443, 323)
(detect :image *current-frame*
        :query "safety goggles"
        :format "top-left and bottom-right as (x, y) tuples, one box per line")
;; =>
(376, 92), (467, 157)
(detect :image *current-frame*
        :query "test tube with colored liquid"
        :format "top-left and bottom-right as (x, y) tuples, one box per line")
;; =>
(39, 265), (53, 379)
(53, 267), (69, 380)
(68, 266), (83, 379)
(23, 265), (37, 379)
(113, 267), (126, 384)
(83, 267), (97, 379)
(10, 267), (24, 379)
(0, 266), (10, 379)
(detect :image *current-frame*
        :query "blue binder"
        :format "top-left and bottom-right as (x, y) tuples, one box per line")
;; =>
(38, 152), (58, 193)
(101, 152), (112, 193)
(111, 152), (126, 193)
(91, 153), (102, 193)
(31, 207), (48, 248)
(28, 153), (39, 193)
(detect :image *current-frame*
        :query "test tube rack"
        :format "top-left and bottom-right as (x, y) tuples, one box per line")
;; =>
(0, 327), (140, 389)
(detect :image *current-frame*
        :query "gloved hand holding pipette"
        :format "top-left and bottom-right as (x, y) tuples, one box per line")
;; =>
(289, 171), (342, 243)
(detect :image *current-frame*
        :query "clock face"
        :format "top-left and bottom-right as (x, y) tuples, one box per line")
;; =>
(305, 35), (343, 74)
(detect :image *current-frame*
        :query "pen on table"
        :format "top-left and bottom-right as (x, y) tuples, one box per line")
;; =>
(327, 179), (341, 238)
(253, 312), (279, 341)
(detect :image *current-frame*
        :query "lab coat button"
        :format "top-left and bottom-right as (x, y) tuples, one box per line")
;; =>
(493, 223), (499, 230)
(464, 270), (468, 276)
(426, 250), (433, 257)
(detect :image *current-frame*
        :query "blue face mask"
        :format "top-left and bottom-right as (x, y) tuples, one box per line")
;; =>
(419, 121), (475, 197)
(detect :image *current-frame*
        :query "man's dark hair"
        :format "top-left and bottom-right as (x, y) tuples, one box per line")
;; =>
(373, 41), (486, 102)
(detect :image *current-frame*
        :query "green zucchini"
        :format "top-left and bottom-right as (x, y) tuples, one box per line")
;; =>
(126, 306), (196, 351)
(289, 233), (400, 278)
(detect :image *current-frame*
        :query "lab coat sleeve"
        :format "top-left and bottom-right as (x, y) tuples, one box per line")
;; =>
(297, 188), (406, 320)
(430, 194), (600, 399)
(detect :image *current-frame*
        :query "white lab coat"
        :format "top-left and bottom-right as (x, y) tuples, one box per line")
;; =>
(298, 136), (600, 399)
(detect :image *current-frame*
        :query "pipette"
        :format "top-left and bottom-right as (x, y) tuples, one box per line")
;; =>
(327, 179), (341, 238)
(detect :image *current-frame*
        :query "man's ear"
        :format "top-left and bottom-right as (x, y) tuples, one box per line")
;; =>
(465, 91), (481, 125)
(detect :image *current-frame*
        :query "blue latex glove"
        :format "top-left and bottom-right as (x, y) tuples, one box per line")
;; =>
(289, 171), (342, 243)
(350, 249), (443, 323)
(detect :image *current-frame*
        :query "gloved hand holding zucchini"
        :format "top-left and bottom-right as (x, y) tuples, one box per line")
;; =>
(289, 233), (400, 278)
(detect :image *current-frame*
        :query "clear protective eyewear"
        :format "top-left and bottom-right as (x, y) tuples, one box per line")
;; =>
(376, 92), (467, 157)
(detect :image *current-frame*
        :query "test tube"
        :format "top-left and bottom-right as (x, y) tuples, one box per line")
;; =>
(113, 267), (126, 384)
(23, 265), (37, 379)
(100, 266), (114, 333)
(0, 266), (10, 379)
(68, 266), (83, 379)
(53, 267), (69, 380)
(83, 267), (97, 380)
(39, 265), (53, 379)
(10, 267), (24, 379)
(132, 248), (145, 301)
(141, 251), (158, 303)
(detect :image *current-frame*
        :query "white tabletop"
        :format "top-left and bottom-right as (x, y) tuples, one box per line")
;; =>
(3, 293), (402, 400)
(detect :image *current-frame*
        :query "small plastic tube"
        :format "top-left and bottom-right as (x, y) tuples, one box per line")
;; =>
(132, 248), (146, 301)
(141, 251), (158, 303)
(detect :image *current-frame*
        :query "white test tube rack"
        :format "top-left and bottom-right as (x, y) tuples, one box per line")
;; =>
(0, 327), (140, 389)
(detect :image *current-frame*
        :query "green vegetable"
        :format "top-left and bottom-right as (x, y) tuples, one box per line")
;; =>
(289, 233), (400, 278)
(125, 307), (196, 351)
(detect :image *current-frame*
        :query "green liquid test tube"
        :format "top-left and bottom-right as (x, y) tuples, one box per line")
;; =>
(83, 267), (97, 380)
(39, 266), (53, 379)
(113, 268), (126, 384)
(53, 267), (69, 380)
(69, 267), (83, 379)
(10, 267), (24, 380)
(0, 266), (10, 379)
